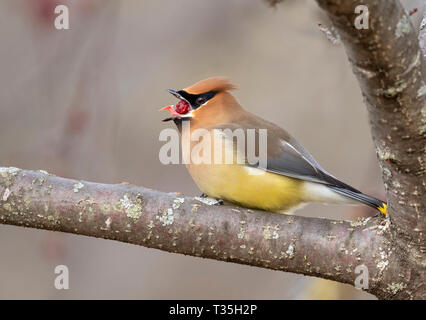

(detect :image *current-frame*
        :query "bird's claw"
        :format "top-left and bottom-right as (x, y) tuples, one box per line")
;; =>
(195, 196), (224, 206)
(216, 199), (224, 205)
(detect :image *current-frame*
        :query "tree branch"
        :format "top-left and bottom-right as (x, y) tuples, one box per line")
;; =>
(0, 167), (399, 298)
(315, 0), (425, 271)
(420, 5), (426, 58)
(1, 0), (424, 300)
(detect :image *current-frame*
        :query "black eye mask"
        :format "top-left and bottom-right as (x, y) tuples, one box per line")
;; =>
(176, 90), (217, 109)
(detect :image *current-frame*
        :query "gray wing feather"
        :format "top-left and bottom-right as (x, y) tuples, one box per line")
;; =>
(266, 138), (359, 192)
(213, 122), (359, 192)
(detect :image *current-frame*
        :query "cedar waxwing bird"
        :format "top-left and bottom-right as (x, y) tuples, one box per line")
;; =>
(161, 77), (387, 216)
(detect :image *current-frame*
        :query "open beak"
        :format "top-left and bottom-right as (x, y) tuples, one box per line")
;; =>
(160, 105), (176, 113)
(160, 89), (193, 122)
(162, 117), (175, 122)
(159, 105), (177, 122)
(167, 89), (182, 99)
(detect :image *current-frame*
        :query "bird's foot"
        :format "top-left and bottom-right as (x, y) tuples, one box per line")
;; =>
(216, 199), (224, 205)
(195, 196), (224, 206)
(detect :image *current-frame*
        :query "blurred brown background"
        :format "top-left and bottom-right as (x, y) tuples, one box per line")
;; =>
(0, 0), (423, 299)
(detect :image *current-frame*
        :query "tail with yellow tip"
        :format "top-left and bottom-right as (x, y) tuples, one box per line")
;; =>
(328, 186), (387, 216)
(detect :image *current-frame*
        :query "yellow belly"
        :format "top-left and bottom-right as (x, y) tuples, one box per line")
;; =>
(187, 163), (304, 213)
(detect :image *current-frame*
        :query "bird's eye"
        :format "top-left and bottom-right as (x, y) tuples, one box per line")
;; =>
(196, 97), (206, 105)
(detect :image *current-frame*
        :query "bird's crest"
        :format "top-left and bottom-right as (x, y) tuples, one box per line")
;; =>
(184, 77), (237, 95)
